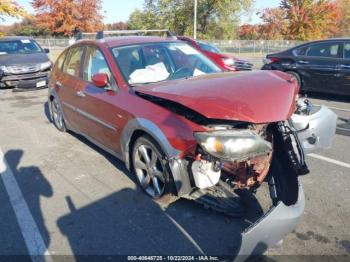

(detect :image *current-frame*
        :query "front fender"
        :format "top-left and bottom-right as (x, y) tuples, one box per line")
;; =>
(120, 118), (192, 196)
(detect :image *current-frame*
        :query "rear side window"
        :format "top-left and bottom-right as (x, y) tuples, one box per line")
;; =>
(306, 43), (340, 58)
(293, 46), (307, 56)
(344, 43), (350, 59)
(63, 46), (84, 77)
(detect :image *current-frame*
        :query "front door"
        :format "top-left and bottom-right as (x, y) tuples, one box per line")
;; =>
(74, 46), (121, 152)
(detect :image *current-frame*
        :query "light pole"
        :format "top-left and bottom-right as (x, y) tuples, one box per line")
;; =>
(194, 0), (197, 39)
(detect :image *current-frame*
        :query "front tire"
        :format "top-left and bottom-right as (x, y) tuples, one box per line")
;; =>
(49, 97), (66, 132)
(132, 135), (178, 205)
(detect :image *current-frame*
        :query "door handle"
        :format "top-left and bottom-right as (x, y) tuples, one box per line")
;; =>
(340, 64), (350, 69)
(56, 81), (63, 88)
(298, 60), (309, 64)
(76, 90), (86, 97)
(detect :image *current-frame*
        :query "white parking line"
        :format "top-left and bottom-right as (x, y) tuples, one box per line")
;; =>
(314, 104), (350, 113)
(0, 149), (52, 262)
(308, 153), (350, 169)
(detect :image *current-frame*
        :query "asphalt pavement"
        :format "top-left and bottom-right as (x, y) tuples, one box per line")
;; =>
(0, 88), (349, 260)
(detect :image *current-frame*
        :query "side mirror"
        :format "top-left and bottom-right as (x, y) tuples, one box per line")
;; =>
(92, 73), (109, 88)
(44, 48), (50, 54)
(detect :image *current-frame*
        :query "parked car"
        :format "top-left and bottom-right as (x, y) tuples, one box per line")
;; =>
(177, 36), (253, 71)
(48, 35), (336, 255)
(0, 36), (51, 91)
(262, 38), (350, 96)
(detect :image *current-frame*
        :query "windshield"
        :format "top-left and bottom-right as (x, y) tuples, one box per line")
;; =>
(197, 41), (221, 54)
(0, 39), (43, 55)
(112, 42), (221, 85)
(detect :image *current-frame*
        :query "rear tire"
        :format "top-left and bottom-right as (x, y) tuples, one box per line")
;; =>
(49, 97), (66, 132)
(132, 135), (178, 206)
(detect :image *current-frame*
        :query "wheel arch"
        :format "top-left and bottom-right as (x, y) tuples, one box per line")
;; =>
(121, 118), (192, 196)
(121, 118), (181, 170)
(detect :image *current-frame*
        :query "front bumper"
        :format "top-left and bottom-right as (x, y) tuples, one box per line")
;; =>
(236, 183), (305, 259)
(291, 106), (337, 154)
(0, 71), (49, 91)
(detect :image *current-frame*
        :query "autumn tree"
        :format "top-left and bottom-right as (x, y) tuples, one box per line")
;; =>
(104, 21), (128, 31)
(239, 24), (260, 40)
(335, 0), (350, 37)
(281, 0), (340, 40)
(259, 7), (287, 40)
(128, 0), (253, 39)
(0, 0), (26, 21)
(31, 0), (104, 36)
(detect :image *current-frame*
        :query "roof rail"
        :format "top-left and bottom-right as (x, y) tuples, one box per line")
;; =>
(74, 29), (175, 41)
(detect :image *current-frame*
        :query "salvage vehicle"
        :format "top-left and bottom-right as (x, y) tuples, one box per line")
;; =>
(0, 36), (51, 91)
(177, 36), (253, 71)
(48, 34), (337, 256)
(262, 38), (350, 96)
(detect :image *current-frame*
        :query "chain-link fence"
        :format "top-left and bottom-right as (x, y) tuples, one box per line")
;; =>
(35, 38), (304, 69)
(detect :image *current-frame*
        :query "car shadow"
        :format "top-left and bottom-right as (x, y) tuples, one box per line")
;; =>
(57, 186), (245, 258)
(44, 101), (51, 123)
(59, 130), (272, 257)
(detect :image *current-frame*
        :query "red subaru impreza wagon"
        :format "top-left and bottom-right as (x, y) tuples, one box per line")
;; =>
(48, 35), (336, 255)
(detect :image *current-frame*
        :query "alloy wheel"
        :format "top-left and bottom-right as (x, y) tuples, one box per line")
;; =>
(50, 99), (65, 131)
(133, 144), (166, 198)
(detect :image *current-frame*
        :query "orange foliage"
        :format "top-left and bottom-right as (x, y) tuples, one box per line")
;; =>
(31, 0), (103, 36)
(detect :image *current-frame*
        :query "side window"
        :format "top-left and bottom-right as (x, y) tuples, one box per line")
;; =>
(306, 43), (340, 58)
(63, 46), (84, 77)
(55, 50), (67, 71)
(293, 46), (307, 56)
(344, 43), (350, 59)
(82, 47), (112, 82)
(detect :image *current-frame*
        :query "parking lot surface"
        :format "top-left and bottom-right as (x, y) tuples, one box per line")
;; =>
(0, 89), (349, 259)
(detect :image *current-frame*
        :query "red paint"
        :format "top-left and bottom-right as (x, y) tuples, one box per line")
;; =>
(136, 71), (298, 124)
(50, 37), (297, 155)
(177, 36), (249, 71)
(92, 73), (109, 88)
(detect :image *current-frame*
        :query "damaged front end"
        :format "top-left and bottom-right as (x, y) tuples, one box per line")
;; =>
(180, 98), (337, 256)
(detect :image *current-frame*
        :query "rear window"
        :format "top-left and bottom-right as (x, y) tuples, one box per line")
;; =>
(293, 46), (307, 56)
(197, 41), (221, 54)
(306, 43), (340, 58)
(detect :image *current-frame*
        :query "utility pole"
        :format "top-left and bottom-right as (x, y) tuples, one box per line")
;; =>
(194, 0), (197, 39)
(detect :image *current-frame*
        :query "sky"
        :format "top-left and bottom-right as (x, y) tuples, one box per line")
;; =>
(2, 0), (281, 25)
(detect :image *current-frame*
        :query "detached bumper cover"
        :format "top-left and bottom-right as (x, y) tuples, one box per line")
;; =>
(291, 106), (337, 154)
(237, 184), (305, 258)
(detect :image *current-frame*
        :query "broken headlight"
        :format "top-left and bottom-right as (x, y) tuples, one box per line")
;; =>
(194, 129), (272, 161)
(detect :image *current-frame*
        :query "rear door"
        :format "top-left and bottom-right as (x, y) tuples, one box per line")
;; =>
(296, 41), (341, 93)
(338, 42), (350, 95)
(74, 45), (120, 151)
(57, 45), (86, 130)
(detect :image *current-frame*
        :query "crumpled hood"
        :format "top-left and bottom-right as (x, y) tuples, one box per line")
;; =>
(0, 52), (49, 66)
(136, 71), (298, 124)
